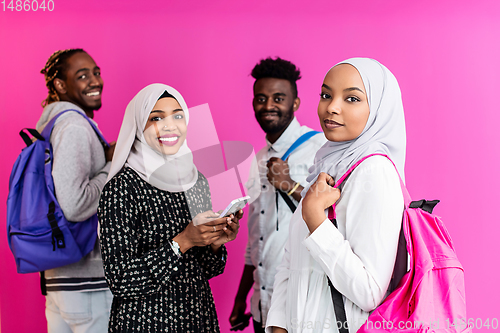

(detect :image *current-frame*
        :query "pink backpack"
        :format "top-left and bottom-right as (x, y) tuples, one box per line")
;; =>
(328, 154), (469, 333)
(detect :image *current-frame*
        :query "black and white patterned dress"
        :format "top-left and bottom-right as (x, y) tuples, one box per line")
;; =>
(98, 167), (227, 332)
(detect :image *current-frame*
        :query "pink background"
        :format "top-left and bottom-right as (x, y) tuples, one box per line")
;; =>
(1, 0), (499, 331)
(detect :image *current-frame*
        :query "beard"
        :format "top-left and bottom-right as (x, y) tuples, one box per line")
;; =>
(255, 104), (294, 134)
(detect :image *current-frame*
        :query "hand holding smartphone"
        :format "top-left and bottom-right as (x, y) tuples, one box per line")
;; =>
(191, 196), (249, 226)
(230, 312), (252, 331)
(218, 196), (250, 218)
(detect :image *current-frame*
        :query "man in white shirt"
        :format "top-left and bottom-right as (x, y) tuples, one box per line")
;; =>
(229, 57), (326, 332)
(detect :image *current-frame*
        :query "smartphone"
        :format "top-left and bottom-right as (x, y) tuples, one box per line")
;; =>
(230, 312), (252, 331)
(219, 196), (250, 218)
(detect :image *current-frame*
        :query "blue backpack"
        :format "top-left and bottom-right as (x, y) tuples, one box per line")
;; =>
(7, 109), (108, 274)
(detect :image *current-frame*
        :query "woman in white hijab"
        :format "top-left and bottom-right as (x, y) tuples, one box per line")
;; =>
(98, 84), (241, 333)
(266, 58), (406, 333)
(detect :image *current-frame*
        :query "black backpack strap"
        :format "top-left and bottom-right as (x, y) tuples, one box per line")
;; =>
(47, 201), (65, 250)
(328, 277), (349, 333)
(40, 271), (47, 296)
(277, 190), (297, 212)
(275, 190), (297, 231)
(19, 128), (44, 147)
(275, 189), (297, 221)
(327, 209), (349, 333)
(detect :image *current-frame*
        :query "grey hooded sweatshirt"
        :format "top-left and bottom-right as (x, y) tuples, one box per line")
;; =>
(36, 101), (110, 290)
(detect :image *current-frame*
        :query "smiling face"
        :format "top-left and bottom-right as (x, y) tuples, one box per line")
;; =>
(54, 52), (103, 117)
(318, 64), (370, 142)
(253, 77), (300, 143)
(143, 97), (187, 155)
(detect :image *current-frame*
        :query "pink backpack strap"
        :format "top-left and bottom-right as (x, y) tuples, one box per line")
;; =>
(328, 153), (410, 220)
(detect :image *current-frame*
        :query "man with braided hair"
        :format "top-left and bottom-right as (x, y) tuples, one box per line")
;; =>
(37, 48), (115, 332)
(229, 57), (326, 332)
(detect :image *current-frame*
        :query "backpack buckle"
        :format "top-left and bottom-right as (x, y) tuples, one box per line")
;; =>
(409, 199), (440, 214)
(47, 202), (66, 250)
(52, 233), (66, 249)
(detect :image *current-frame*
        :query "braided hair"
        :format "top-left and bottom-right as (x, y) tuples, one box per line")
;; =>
(40, 48), (85, 107)
(251, 57), (302, 98)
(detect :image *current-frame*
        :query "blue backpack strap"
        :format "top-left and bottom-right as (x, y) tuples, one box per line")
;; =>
(281, 130), (321, 161)
(40, 109), (109, 148)
(275, 130), (321, 218)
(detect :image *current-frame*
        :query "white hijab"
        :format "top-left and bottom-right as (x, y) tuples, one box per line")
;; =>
(304, 58), (406, 195)
(107, 83), (198, 192)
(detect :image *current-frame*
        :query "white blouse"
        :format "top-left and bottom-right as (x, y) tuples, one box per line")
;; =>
(245, 118), (326, 325)
(266, 155), (404, 333)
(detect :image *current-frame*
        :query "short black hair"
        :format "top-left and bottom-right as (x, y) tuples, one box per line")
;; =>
(40, 48), (86, 107)
(251, 57), (302, 98)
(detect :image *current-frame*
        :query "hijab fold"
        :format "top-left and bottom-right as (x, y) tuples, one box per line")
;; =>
(108, 83), (198, 192)
(303, 58), (406, 196)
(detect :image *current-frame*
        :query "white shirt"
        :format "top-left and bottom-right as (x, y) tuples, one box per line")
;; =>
(245, 118), (327, 325)
(266, 155), (404, 332)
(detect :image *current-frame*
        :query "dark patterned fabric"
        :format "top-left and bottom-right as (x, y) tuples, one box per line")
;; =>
(98, 167), (227, 332)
